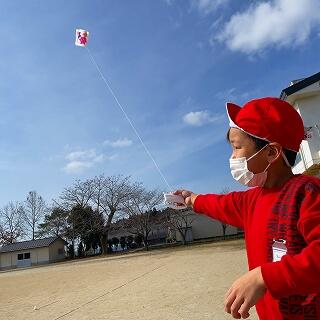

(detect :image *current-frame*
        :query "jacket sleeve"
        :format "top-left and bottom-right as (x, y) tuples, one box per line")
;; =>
(261, 182), (320, 298)
(193, 191), (248, 229)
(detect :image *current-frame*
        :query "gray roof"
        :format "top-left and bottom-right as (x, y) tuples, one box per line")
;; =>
(0, 236), (66, 253)
(280, 71), (320, 100)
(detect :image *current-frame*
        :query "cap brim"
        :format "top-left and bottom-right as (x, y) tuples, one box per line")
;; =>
(226, 102), (241, 128)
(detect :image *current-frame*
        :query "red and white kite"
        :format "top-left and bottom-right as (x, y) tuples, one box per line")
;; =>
(75, 29), (89, 47)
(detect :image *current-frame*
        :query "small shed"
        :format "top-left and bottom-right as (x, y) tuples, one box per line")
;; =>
(0, 236), (67, 270)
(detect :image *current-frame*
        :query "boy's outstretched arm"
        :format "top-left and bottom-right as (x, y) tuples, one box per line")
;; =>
(174, 189), (247, 228)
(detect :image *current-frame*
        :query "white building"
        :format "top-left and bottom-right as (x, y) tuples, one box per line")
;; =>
(109, 210), (241, 246)
(0, 236), (67, 270)
(280, 71), (320, 176)
(174, 210), (241, 243)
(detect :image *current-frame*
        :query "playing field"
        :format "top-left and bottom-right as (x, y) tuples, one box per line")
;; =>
(0, 239), (258, 320)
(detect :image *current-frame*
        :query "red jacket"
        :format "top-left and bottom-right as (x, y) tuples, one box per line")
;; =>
(193, 174), (320, 319)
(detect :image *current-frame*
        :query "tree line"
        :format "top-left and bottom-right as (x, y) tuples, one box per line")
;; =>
(0, 174), (196, 256)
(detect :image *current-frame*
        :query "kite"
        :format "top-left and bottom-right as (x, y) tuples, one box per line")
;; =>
(75, 29), (89, 47)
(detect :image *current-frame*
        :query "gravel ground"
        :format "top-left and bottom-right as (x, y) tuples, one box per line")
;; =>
(0, 239), (258, 320)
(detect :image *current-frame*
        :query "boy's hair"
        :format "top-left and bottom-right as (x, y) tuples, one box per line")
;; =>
(227, 129), (297, 167)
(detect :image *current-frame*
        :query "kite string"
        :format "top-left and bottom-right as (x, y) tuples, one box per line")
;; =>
(85, 47), (172, 191)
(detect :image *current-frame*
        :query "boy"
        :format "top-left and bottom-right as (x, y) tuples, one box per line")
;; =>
(175, 97), (320, 319)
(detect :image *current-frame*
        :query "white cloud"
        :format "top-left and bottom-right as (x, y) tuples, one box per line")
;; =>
(216, 0), (320, 54)
(103, 138), (133, 148)
(192, 0), (229, 15)
(66, 149), (97, 162)
(183, 110), (223, 126)
(63, 148), (110, 174)
(64, 161), (93, 174)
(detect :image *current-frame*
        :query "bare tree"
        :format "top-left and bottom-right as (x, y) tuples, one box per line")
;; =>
(92, 175), (134, 254)
(90, 175), (107, 253)
(23, 191), (47, 240)
(52, 175), (134, 254)
(57, 179), (95, 209)
(122, 186), (163, 250)
(0, 201), (24, 244)
(163, 208), (195, 245)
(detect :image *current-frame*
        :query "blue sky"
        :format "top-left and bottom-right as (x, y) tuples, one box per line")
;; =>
(0, 0), (320, 207)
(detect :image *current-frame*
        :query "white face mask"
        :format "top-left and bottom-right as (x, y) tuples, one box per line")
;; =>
(229, 144), (271, 187)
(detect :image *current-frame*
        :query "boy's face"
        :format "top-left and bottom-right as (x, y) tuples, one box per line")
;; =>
(228, 128), (269, 174)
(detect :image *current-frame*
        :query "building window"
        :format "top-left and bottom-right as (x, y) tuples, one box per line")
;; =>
(58, 248), (64, 255)
(18, 253), (31, 260)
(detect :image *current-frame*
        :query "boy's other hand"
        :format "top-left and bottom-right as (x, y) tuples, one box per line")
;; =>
(173, 190), (198, 207)
(224, 266), (266, 319)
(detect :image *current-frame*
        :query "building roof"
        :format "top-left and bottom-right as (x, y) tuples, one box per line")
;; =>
(0, 236), (66, 253)
(280, 71), (320, 100)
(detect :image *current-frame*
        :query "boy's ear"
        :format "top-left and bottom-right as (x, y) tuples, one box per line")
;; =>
(267, 143), (282, 161)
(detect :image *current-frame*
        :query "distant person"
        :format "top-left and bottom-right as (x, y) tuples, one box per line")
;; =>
(175, 97), (320, 319)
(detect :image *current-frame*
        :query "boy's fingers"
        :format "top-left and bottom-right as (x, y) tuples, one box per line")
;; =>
(185, 196), (193, 206)
(182, 190), (192, 198)
(230, 297), (244, 319)
(224, 287), (232, 301)
(224, 291), (236, 313)
(173, 190), (190, 197)
(238, 301), (250, 319)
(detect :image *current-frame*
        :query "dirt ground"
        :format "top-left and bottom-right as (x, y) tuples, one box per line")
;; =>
(0, 239), (258, 320)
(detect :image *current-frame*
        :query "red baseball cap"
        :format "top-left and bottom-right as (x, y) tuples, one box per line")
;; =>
(226, 97), (304, 152)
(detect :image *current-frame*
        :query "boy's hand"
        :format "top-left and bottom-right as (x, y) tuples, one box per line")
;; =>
(173, 190), (198, 207)
(224, 267), (266, 319)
